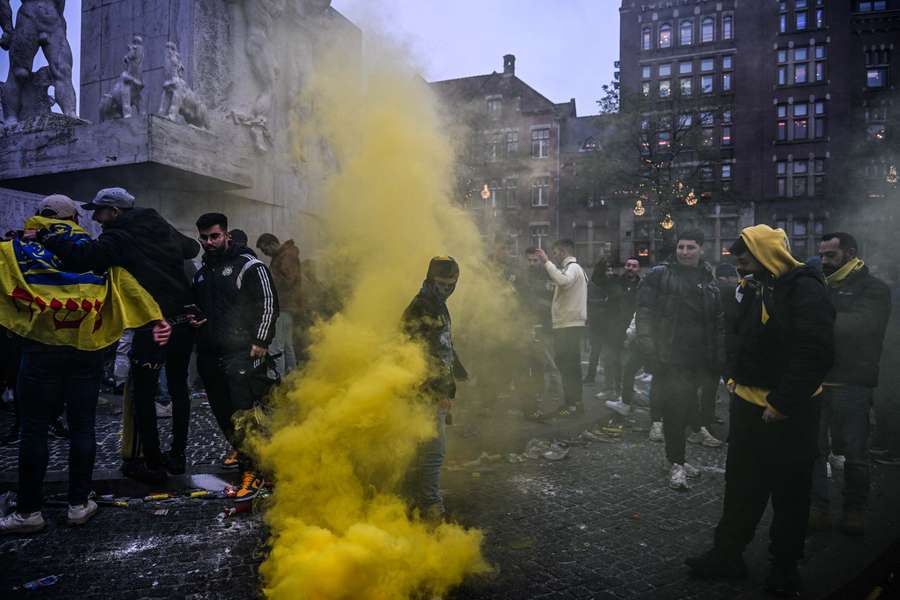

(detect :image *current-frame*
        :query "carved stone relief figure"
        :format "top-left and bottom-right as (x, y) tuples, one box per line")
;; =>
(99, 35), (144, 121)
(159, 41), (210, 130)
(0, 0), (77, 125)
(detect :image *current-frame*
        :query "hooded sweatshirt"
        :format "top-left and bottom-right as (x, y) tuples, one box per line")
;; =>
(544, 256), (588, 329)
(729, 225), (834, 416)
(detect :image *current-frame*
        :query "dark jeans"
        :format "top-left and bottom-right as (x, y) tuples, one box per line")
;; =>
(873, 392), (900, 457)
(698, 372), (721, 428)
(715, 431), (814, 565)
(620, 349), (642, 406)
(812, 385), (873, 510)
(197, 352), (269, 472)
(553, 327), (584, 409)
(655, 366), (703, 464)
(586, 328), (624, 391)
(128, 324), (194, 466)
(16, 345), (105, 513)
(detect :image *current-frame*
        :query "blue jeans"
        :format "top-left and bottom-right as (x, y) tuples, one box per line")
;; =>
(812, 385), (873, 510)
(16, 345), (105, 513)
(408, 407), (447, 516)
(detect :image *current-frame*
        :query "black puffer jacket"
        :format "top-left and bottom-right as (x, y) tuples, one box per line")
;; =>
(41, 208), (199, 319)
(729, 265), (835, 418)
(193, 244), (279, 356)
(635, 261), (724, 369)
(825, 265), (892, 387)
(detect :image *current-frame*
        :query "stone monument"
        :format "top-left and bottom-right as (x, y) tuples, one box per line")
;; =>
(0, 0), (361, 253)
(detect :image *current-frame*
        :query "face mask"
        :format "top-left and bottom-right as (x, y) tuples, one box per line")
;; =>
(432, 280), (457, 300)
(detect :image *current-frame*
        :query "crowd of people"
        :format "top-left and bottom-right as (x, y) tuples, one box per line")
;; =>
(0, 188), (898, 598)
(509, 227), (896, 596)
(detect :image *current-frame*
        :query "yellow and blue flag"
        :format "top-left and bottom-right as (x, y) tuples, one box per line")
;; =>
(0, 216), (162, 350)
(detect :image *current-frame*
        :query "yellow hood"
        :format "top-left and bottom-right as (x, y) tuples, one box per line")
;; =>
(740, 224), (802, 279)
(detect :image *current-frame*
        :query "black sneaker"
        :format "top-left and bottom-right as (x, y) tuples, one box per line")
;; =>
(765, 562), (802, 597)
(162, 451), (186, 475)
(685, 548), (748, 579)
(121, 460), (168, 486)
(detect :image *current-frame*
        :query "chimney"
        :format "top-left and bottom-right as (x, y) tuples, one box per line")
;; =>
(503, 54), (516, 76)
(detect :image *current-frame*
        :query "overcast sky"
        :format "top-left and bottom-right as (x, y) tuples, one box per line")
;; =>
(1, 1), (619, 117)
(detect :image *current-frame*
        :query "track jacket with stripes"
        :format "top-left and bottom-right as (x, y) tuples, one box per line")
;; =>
(193, 243), (279, 356)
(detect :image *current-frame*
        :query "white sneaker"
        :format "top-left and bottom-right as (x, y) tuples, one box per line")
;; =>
(829, 453), (845, 471)
(683, 463), (701, 479)
(605, 400), (631, 417)
(0, 511), (45, 535)
(67, 499), (98, 526)
(669, 464), (689, 490)
(649, 421), (664, 442)
(155, 402), (172, 418)
(699, 426), (723, 448)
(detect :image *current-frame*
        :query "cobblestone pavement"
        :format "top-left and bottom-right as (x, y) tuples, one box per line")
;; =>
(2, 379), (899, 599)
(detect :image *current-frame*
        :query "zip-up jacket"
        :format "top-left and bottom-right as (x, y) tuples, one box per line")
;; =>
(544, 257), (588, 329)
(193, 244), (279, 356)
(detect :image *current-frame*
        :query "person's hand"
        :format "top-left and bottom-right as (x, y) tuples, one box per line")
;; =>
(22, 229), (38, 241)
(534, 248), (549, 264)
(762, 406), (787, 423)
(439, 398), (453, 411)
(188, 316), (207, 328)
(250, 344), (268, 358)
(727, 380), (737, 394)
(152, 320), (172, 346)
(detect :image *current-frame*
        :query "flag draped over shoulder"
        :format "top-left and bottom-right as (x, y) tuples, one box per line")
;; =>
(0, 216), (162, 351)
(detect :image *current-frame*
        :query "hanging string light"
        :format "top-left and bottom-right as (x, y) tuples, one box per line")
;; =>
(660, 214), (674, 230)
(684, 189), (698, 206)
(633, 199), (646, 216)
(888, 165), (898, 185)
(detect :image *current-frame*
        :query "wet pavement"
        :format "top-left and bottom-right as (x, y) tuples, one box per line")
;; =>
(1, 378), (899, 599)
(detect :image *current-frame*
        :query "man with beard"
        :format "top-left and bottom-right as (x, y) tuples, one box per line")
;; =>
(605, 257), (643, 416)
(402, 256), (467, 519)
(686, 225), (835, 597)
(191, 213), (279, 502)
(809, 232), (891, 536)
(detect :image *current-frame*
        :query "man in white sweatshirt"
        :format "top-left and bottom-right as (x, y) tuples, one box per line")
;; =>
(535, 239), (588, 417)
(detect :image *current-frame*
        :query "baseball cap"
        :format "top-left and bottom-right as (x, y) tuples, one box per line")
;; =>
(82, 187), (135, 210)
(38, 194), (79, 219)
(426, 256), (460, 281)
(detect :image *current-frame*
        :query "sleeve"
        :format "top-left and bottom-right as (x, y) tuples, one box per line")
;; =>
(544, 261), (580, 288)
(833, 279), (892, 341)
(712, 285), (727, 373)
(243, 263), (280, 348)
(634, 268), (662, 360)
(766, 277), (836, 417)
(41, 229), (127, 273)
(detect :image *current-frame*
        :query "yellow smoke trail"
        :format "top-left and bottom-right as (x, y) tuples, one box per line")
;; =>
(255, 36), (522, 599)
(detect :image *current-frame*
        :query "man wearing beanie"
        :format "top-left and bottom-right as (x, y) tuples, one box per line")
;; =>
(686, 225), (835, 597)
(401, 256), (468, 519)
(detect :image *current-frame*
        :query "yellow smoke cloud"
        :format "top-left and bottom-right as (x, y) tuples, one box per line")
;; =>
(253, 34), (524, 599)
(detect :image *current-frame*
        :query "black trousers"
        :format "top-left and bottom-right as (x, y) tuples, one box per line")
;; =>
(553, 327), (584, 409)
(698, 371), (721, 428)
(129, 324), (194, 466)
(585, 328), (624, 391)
(654, 366), (703, 464)
(197, 352), (270, 472)
(620, 350), (643, 406)
(714, 398), (816, 565)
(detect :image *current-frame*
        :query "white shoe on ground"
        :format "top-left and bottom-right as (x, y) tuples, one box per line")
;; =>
(669, 464), (689, 490)
(683, 463), (701, 479)
(68, 499), (98, 526)
(605, 400), (631, 417)
(0, 511), (45, 535)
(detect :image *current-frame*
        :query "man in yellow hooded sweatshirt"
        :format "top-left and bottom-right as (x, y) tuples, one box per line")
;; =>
(686, 225), (834, 598)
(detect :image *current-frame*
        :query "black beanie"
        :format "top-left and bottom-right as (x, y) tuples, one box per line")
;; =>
(426, 256), (460, 280)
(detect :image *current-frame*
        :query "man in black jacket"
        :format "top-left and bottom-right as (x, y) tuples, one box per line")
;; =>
(605, 257), (642, 417)
(635, 230), (725, 490)
(584, 259), (623, 391)
(192, 213), (279, 502)
(809, 232), (891, 536)
(36, 187), (198, 484)
(686, 225), (835, 597)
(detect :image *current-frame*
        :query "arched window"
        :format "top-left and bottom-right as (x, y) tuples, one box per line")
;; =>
(701, 17), (715, 43)
(680, 20), (693, 45)
(642, 27), (652, 50)
(659, 24), (673, 48)
(723, 15), (734, 40)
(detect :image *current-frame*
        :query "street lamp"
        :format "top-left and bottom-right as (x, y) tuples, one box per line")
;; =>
(660, 214), (674, 230)
(633, 199), (646, 216)
(888, 165), (898, 185)
(684, 189), (698, 206)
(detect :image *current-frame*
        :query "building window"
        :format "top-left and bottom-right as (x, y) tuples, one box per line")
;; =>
(777, 161), (788, 196)
(778, 65), (787, 85)
(779, 13), (787, 34)
(700, 164), (714, 181)
(793, 161), (809, 196)
(680, 20), (693, 46)
(486, 133), (502, 161)
(641, 82), (651, 96)
(659, 24), (673, 48)
(679, 61), (693, 74)
(680, 77), (693, 96)
(678, 113), (693, 129)
(701, 58), (715, 72)
(657, 130), (672, 150)
(814, 159), (826, 196)
(722, 55), (733, 70)
(506, 131), (519, 156)
(723, 15), (734, 40)
(642, 65), (651, 79)
(530, 225), (549, 249)
(722, 109), (733, 123)
(659, 79), (671, 97)
(794, 62), (808, 84)
(487, 98), (502, 114)
(815, 5), (825, 28)
(722, 163), (733, 180)
(642, 27), (652, 50)
(793, 103), (809, 139)
(814, 101), (826, 137)
(701, 17), (714, 43)
(865, 49), (890, 88)
(867, 69), (887, 88)
(504, 179), (518, 208)
(857, 1), (888, 11)
(659, 63), (672, 77)
(722, 72), (733, 92)
(531, 178), (550, 207)
(722, 125), (733, 145)
(701, 74), (714, 94)
(777, 105), (788, 141)
(531, 128), (550, 158)
(815, 46), (827, 81)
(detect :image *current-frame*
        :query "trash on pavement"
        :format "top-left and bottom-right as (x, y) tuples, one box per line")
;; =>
(462, 451), (503, 468)
(152, 509), (169, 516)
(20, 575), (59, 591)
(542, 443), (569, 461)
